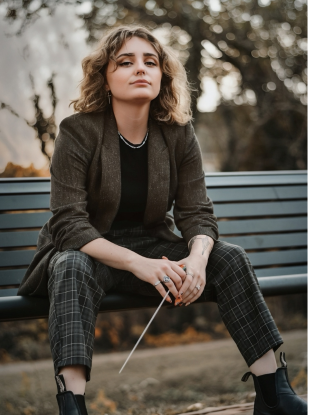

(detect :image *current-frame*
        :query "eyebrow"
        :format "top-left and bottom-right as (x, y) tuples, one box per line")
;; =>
(116, 52), (158, 59)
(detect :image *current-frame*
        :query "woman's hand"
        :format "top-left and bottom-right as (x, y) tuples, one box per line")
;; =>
(175, 254), (208, 306)
(128, 256), (187, 303)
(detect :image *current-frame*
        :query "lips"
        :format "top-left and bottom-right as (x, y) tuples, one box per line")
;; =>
(132, 80), (150, 84)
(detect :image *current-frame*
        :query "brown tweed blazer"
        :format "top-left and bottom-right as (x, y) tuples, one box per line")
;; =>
(17, 107), (218, 297)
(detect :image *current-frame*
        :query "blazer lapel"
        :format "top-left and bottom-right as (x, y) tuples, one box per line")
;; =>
(99, 108), (121, 227)
(143, 117), (170, 227)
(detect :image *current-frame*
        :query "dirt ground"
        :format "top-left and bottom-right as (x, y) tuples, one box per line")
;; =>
(0, 329), (307, 415)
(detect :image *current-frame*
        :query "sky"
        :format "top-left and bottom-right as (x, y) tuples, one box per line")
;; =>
(0, 3), (235, 172)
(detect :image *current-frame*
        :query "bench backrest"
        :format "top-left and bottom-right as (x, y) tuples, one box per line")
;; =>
(0, 171), (307, 294)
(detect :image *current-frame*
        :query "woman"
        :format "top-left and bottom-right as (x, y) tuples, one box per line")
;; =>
(18, 25), (307, 415)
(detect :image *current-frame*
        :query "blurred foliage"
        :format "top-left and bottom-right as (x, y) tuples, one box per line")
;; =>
(0, 161), (50, 177)
(0, 72), (57, 162)
(89, 390), (118, 413)
(0, 0), (307, 170)
(0, 318), (50, 362)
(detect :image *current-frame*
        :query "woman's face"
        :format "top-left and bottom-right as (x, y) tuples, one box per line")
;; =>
(105, 36), (162, 104)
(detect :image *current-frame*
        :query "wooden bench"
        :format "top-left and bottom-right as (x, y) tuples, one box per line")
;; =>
(0, 171), (307, 322)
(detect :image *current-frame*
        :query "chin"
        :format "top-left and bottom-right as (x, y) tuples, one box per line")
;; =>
(130, 94), (155, 102)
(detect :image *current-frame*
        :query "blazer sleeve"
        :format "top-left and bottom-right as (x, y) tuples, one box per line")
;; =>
(48, 115), (104, 252)
(173, 121), (219, 244)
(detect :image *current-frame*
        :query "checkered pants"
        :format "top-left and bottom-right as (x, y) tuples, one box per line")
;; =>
(47, 226), (283, 381)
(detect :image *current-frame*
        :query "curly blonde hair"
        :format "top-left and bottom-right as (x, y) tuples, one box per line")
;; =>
(69, 24), (195, 125)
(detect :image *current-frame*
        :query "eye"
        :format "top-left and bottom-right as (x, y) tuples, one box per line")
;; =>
(119, 61), (157, 67)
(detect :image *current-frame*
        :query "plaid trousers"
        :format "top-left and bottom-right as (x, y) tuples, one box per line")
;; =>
(47, 226), (284, 381)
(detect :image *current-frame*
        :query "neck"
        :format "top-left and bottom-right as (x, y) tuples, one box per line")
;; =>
(111, 99), (150, 145)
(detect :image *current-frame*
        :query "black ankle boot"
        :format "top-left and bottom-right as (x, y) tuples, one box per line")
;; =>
(55, 374), (88, 415)
(241, 352), (307, 415)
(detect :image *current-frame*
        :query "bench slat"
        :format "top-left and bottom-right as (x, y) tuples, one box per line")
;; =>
(0, 288), (20, 297)
(0, 275), (293, 298)
(0, 274), (307, 321)
(218, 217), (307, 235)
(1, 214), (307, 238)
(257, 274), (307, 296)
(208, 185), (307, 202)
(0, 265), (308, 288)
(0, 213), (306, 236)
(0, 211), (51, 230)
(214, 200), (306, 218)
(0, 172), (306, 193)
(0, 231), (39, 248)
(247, 249), (307, 267)
(204, 172), (307, 187)
(0, 194), (50, 211)
(0, 276), (301, 298)
(0, 269), (26, 286)
(255, 265), (307, 278)
(1, 183), (306, 200)
(0, 181), (51, 195)
(0, 247), (307, 269)
(0, 250), (35, 267)
(221, 232), (307, 250)
(1, 190), (306, 213)
(1, 230), (307, 250)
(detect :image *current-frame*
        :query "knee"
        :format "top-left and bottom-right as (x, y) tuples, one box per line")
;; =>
(226, 243), (249, 266)
(227, 243), (247, 258)
(211, 241), (249, 271)
(52, 249), (95, 278)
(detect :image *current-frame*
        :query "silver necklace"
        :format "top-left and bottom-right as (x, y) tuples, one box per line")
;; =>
(118, 129), (149, 149)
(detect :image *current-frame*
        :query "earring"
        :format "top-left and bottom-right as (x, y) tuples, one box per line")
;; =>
(107, 91), (111, 104)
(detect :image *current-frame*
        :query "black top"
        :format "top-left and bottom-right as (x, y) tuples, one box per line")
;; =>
(110, 133), (148, 230)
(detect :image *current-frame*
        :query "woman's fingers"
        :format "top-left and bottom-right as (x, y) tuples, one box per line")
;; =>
(162, 256), (187, 283)
(166, 269), (183, 292)
(161, 269), (181, 298)
(152, 270), (204, 306)
(182, 273), (200, 302)
(160, 256), (208, 306)
(181, 277), (197, 303)
(186, 283), (205, 305)
(183, 277), (205, 305)
(188, 285), (205, 304)
(160, 257), (185, 292)
(170, 262), (187, 282)
(153, 280), (172, 303)
(179, 272), (194, 297)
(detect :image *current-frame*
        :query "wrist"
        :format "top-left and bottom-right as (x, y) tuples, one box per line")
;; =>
(126, 250), (143, 273)
(188, 251), (209, 265)
(188, 235), (214, 258)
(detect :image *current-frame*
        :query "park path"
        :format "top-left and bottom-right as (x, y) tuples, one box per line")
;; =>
(0, 329), (306, 375)
(0, 329), (307, 415)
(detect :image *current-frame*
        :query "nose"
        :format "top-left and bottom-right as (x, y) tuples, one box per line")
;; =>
(135, 58), (146, 74)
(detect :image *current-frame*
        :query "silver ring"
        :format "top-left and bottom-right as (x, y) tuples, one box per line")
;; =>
(195, 284), (201, 290)
(154, 280), (161, 287)
(186, 272), (194, 278)
(162, 275), (171, 283)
